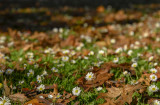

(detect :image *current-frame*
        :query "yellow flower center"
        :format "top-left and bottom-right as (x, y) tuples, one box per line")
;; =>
(39, 87), (43, 91)
(133, 64), (136, 67)
(89, 75), (92, 78)
(152, 76), (155, 79)
(3, 99), (6, 104)
(75, 90), (78, 93)
(152, 87), (156, 91)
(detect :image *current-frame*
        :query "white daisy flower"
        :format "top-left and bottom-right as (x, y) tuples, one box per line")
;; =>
(62, 49), (70, 54)
(51, 67), (58, 72)
(23, 64), (27, 69)
(72, 87), (81, 96)
(129, 31), (134, 36)
(27, 69), (34, 77)
(135, 41), (140, 45)
(96, 87), (103, 91)
(115, 47), (122, 53)
(37, 84), (45, 92)
(28, 58), (35, 63)
(48, 95), (53, 99)
(154, 63), (158, 66)
(0, 96), (11, 105)
(123, 45), (128, 51)
(42, 70), (48, 76)
(39, 96), (44, 99)
(130, 80), (139, 85)
(110, 39), (116, 44)
(148, 85), (159, 92)
(19, 58), (23, 62)
(56, 93), (62, 98)
(84, 56), (88, 60)
(76, 46), (82, 51)
(113, 57), (119, 63)
(137, 53), (142, 57)
(85, 36), (92, 43)
(46, 48), (54, 54)
(62, 56), (69, 62)
(98, 50), (105, 55)
(123, 71), (128, 75)
(85, 72), (94, 81)
(70, 50), (76, 56)
(130, 44), (134, 48)
(127, 50), (133, 56)
(149, 56), (154, 61)
(153, 100), (160, 105)
(5, 69), (14, 75)
(150, 74), (157, 82)
(27, 52), (34, 59)
(71, 60), (76, 64)
(59, 28), (63, 33)
(131, 62), (138, 68)
(150, 68), (157, 74)
(37, 75), (42, 83)
(19, 80), (24, 85)
(52, 28), (58, 33)
(88, 51), (94, 56)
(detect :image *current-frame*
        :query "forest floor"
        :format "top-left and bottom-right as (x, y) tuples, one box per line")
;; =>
(0, 4), (160, 105)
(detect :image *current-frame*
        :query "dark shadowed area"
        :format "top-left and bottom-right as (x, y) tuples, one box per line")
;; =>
(0, 0), (160, 31)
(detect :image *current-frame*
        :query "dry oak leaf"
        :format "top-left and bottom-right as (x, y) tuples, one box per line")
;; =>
(23, 44), (34, 51)
(9, 93), (29, 103)
(98, 84), (144, 105)
(24, 99), (45, 105)
(3, 78), (11, 96)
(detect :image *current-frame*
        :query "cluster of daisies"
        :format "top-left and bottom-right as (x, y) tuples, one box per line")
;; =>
(1, 9), (160, 105)
(148, 68), (159, 93)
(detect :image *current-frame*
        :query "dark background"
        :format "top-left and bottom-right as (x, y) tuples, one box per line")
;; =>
(1, 0), (160, 9)
(0, 0), (160, 32)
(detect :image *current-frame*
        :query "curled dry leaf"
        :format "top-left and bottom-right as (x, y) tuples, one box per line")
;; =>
(3, 78), (11, 96)
(48, 84), (58, 100)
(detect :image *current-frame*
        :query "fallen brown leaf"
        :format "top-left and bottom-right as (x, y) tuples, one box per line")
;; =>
(9, 93), (29, 103)
(3, 78), (11, 96)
